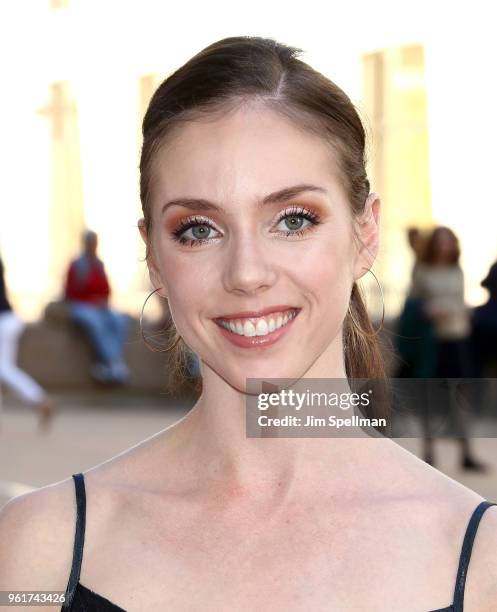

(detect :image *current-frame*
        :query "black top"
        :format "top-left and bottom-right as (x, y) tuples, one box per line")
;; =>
(0, 257), (12, 313)
(61, 472), (497, 612)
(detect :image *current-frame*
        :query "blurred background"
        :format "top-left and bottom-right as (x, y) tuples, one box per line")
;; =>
(1, 0), (497, 505)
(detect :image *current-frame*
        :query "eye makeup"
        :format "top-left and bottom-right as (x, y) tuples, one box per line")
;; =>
(169, 205), (322, 247)
(170, 215), (219, 247)
(273, 205), (321, 237)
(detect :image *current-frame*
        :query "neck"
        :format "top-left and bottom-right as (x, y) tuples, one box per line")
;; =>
(165, 337), (382, 505)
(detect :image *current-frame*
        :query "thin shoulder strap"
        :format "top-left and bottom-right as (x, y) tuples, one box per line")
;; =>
(452, 500), (497, 612)
(61, 473), (86, 612)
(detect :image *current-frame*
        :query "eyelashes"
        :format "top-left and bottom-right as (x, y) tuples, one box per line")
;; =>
(170, 205), (322, 247)
(171, 216), (214, 246)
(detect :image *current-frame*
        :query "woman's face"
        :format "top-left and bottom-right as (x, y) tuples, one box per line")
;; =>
(141, 103), (379, 389)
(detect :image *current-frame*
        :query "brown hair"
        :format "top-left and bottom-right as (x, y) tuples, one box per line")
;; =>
(421, 226), (460, 266)
(139, 36), (389, 419)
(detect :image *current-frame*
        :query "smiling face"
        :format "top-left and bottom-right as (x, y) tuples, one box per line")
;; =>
(140, 102), (379, 389)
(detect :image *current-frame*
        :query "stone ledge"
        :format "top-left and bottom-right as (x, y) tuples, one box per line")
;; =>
(15, 301), (198, 396)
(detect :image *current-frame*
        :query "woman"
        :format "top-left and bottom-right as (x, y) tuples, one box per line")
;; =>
(0, 254), (54, 429)
(1, 37), (496, 611)
(411, 226), (488, 471)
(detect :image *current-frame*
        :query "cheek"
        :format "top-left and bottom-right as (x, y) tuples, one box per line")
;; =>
(155, 245), (216, 325)
(287, 232), (353, 333)
(290, 228), (353, 290)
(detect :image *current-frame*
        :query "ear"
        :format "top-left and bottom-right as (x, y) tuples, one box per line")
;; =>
(138, 218), (167, 297)
(352, 193), (381, 281)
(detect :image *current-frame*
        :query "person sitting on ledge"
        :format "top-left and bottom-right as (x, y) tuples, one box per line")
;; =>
(64, 229), (130, 385)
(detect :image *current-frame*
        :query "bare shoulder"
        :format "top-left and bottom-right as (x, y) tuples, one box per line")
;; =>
(387, 440), (497, 610)
(463, 501), (497, 612)
(386, 439), (485, 503)
(0, 476), (77, 592)
(380, 440), (485, 550)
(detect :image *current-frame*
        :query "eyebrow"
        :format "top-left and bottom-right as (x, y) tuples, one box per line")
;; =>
(160, 183), (328, 215)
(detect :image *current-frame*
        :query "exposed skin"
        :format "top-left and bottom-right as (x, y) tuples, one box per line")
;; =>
(1, 102), (496, 612)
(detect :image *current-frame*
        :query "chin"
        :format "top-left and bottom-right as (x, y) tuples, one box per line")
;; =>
(226, 360), (303, 392)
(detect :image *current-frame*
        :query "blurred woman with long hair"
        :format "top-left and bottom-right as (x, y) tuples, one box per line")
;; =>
(411, 226), (487, 470)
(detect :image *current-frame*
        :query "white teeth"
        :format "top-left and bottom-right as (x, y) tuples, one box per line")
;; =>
(243, 320), (256, 336)
(255, 319), (268, 336)
(218, 309), (298, 337)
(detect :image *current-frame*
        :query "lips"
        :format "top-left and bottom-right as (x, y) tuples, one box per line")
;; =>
(214, 305), (300, 322)
(212, 306), (301, 349)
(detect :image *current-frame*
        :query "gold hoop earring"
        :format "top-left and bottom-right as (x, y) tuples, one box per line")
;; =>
(140, 288), (181, 353)
(347, 267), (385, 337)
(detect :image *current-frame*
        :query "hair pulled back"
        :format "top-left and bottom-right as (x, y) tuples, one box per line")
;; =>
(140, 36), (389, 418)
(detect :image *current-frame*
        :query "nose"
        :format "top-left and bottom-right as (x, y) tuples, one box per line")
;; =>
(222, 233), (277, 296)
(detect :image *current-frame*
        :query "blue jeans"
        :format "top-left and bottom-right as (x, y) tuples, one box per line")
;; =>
(69, 302), (129, 367)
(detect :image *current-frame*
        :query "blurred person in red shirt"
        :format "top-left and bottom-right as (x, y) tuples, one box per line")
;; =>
(64, 230), (130, 384)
